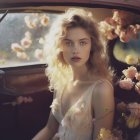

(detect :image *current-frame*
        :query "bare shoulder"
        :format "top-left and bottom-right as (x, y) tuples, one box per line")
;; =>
(94, 79), (113, 95)
(92, 79), (115, 116)
(92, 79), (114, 104)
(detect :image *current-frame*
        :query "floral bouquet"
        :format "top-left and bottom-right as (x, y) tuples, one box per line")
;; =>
(119, 66), (140, 95)
(97, 128), (123, 140)
(99, 9), (140, 43)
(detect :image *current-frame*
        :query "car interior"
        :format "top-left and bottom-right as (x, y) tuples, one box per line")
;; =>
(0, 0), (140, 140)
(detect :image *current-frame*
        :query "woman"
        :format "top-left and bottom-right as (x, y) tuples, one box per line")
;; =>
(33, 8), (115, 140)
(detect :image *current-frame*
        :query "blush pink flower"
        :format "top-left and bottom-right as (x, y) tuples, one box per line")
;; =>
(122, 66), (137, 79)
(24, 16), (38, 29)
(112, 10), (131, 26)
(40, 15), (49, 27)
(16, 52), (29, 60)
(98, 21), (117, 40)
(34, 49), (43, 60)
(21, 37), (32, 49)
(119, 78), (134, 90)
(135, 73), (140, 81)
(119, 30), (131, 43)
(11, 43), (24, 52)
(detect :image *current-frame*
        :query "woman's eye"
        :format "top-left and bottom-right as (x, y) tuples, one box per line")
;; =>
(80, 41), (87, 46)
(65, 41), (72, 47)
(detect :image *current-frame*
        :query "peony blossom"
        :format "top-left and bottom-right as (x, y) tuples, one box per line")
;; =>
(112, 10), (134, 27)
(40, 15), (49, 26)
(99, 9), (140, 43)
(119, 25), (139, 42)
(34, 49), (43, 60)
(20, 37), (32, 49)
(135, 73), (140, 81)
(24, 16), (38, 29)
(119, 78), (134, 90)
(119, 30), (130, 42)
(11, 43), (24, 52)
(16, 52), (29, 60)
(122, 66), (137, 79)
(98, 21), (117, 40)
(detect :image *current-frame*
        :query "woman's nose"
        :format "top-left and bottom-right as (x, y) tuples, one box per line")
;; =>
(72, 44), (79, 54)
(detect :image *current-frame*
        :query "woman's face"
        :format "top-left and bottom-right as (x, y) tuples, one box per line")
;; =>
(62, 27), (92, 68)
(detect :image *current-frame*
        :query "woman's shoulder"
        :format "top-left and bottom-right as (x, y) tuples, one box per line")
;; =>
(92, 78), (114, 97)
(91, 78), (115, 113)
(95, 78), (113, 88)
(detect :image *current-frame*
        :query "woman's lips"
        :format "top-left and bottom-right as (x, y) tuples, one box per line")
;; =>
(71, 57), (81, 62)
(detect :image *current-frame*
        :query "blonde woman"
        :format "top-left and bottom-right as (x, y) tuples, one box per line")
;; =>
(33, 8), (115, 140)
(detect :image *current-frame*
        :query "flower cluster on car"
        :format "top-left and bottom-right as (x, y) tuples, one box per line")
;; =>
(99, 9), (140, 43)
(119, 66), (140, 94)
(98, 9), (140, 139)
(10, 14), (48, 61)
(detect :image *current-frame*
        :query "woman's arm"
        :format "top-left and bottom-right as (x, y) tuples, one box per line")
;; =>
(32, 111), (59, 140)
(92, 81), (115, 139)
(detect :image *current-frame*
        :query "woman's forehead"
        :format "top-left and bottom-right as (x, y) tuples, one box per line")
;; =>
(64, 27), (91, 40)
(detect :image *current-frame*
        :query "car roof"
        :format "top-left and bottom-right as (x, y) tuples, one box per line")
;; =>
(0, 0), (140, 11)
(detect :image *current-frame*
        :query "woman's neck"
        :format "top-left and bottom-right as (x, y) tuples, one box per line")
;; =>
(71, 65), (90, 83)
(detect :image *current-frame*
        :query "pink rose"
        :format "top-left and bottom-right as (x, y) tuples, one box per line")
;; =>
(135, 73), (140, 81)
(122, 66), (137, 79)
(119, 30), (131, 43)
(119, 78), (134, 90)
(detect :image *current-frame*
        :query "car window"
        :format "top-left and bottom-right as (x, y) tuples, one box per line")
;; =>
(0, 7), (112, 68)
(0, 8), (139, 68)
(0, 12), (58, 68)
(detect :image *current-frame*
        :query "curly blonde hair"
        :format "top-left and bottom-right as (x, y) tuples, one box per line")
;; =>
(44, 8), (113, 93)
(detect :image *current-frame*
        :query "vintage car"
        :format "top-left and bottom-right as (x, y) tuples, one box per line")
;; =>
(0, 0), (140, 140)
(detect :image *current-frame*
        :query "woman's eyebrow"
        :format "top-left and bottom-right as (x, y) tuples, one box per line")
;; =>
(80, 38), (90, 41)
(64, 38), (90, 41)
(63, 38), (72, 41)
